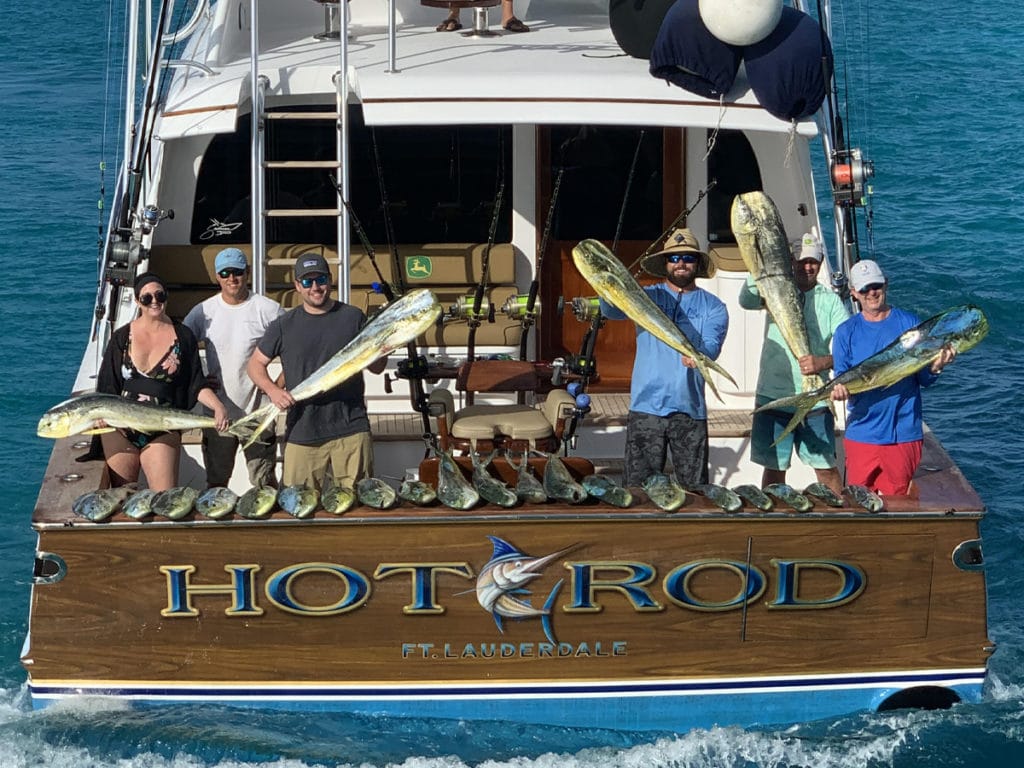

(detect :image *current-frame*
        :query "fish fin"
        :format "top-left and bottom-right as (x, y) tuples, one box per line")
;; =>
(754, 390), (825, 447)
(231, 404), (279, 449)
(80, 427), (116, 435)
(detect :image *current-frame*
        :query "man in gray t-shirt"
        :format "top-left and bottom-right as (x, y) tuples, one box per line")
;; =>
(248, 253), (387, 490)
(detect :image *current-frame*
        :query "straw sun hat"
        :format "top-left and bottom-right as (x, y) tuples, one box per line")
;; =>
(640, 227), (716, 279)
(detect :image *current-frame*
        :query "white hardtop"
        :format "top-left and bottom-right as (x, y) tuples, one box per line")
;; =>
(157, 0), (817, 138)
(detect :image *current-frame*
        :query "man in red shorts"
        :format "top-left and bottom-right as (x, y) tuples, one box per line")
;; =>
(830, 260), (956, 495)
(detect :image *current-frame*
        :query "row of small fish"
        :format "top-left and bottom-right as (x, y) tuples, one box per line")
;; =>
(637, 475), (883, 513)
(70, 479), (414, 523)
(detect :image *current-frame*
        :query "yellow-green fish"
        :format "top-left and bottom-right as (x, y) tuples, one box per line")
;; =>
(757, 305), (989, 444)
(571, 238), (736, 401)
(236, 288), (442, 447)
(731, 191), (825, 393)
(36, 393), (252, 441)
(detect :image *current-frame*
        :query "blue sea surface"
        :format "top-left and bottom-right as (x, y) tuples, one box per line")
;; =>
(2, 1), (1023, 766)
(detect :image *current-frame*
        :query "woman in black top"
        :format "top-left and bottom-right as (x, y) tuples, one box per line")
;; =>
(96, 273), (228, 490)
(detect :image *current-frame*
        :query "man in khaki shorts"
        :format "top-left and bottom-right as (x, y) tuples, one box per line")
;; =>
(247, 253), (387, 489)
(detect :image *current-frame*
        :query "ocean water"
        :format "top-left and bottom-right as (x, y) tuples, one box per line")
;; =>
(2, 1), (1023, 766)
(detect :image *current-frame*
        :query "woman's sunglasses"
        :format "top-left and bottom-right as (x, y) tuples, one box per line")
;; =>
(859, 282), (885, 294)
(666, 253), (698, 264)
(138, 290), (167, 306)
(218, 268), (245, 279)
(299, 274), (329, 288)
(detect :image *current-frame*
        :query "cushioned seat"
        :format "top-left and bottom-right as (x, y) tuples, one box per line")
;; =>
(428, 361), (576, 454)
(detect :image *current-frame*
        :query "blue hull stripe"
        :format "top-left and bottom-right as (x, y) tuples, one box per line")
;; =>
(31, 668), (986, 699)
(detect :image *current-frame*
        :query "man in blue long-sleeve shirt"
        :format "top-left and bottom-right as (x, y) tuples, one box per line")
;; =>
(831, 259), (956, 495)
(599, 228), (729, 488)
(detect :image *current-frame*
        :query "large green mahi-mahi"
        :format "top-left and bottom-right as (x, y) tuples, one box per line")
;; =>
(730, 191), (824, 392)
(757, 304), (989, 443)
(572, 239), (736, 401)
(235, 287), (442, 447)
(37, 393), (252, 440)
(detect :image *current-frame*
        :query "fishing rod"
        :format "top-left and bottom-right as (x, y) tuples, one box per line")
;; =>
(370, 127), (406, 298)
(507, 166), (562, 361)
(505, 131), (582, 362)
(96, 0), (175, 341)
(465, 129), (506, 364)
(331, 176), (435, 449)
(628, 180), (716, 276)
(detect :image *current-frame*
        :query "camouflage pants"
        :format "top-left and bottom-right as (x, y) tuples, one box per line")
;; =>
(624, 411), (709, 488)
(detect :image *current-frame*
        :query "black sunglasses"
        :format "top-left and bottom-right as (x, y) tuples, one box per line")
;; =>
(666, 253), (698, 264)
(218, 268), (245, 279)
(859, 282), (885, 293)
(138, 290), (167, 306)
(299, 274), (329, 288)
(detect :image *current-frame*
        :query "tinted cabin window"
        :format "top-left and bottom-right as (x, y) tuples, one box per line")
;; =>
(191, 108), (512, 245)
(549, 126), (664, 242)
(705, 129), (762, 245)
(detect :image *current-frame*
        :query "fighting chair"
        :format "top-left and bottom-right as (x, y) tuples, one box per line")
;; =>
(428, 360), (576, 454)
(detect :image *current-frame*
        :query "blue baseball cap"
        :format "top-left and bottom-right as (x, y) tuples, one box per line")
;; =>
(214, 247), (248, 273)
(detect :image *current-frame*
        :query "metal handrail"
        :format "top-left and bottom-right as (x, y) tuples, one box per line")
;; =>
(161, 0), (211, 46)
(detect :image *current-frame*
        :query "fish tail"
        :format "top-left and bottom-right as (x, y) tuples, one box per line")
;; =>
(707, 357), (738, 389)
(694, 358), (724, 403)
(756, 392), (821, 447)
(231, 404), (279, 448)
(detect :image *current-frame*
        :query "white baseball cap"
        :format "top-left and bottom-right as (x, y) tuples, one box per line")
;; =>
(850, 260), (886, 292)
(791, 233), (823, 263)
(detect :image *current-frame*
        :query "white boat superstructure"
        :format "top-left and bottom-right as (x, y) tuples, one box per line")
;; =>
(68, 0), (870, 492)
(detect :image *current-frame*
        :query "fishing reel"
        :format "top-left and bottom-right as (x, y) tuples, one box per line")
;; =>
(568, 296), (602, 323)
(446, 294), (495, 323)
(831, 148), (874, 207)
(501, 294), (541, 321)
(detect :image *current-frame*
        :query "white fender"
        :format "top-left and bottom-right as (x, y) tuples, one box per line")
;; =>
(698, 0), (783, 46)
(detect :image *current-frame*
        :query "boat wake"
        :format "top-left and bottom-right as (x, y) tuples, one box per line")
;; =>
(0, 681), (1015, 768)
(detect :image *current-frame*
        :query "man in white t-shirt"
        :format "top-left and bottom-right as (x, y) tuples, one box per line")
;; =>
(184, 248), (284, 487)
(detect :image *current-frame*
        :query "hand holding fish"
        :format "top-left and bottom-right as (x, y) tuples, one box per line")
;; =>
(265, 383), (296, 411)
(798, 354), (830, 376)
(930, 344), (956, 374)
(830, 382), (850, 402)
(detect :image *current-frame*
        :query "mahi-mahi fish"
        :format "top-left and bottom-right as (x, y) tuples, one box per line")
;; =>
(476, 536), (576, 643)
(756, 305), (989, 443)
(571, 239), (736, 402)
(436, 449), (480, 510)
(235, 288), (442, 447)
(36, 393), (252, 440)
(730, 190), (824, 393)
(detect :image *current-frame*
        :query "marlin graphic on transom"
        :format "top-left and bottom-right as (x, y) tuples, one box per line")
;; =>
(476, 536), (578, 644)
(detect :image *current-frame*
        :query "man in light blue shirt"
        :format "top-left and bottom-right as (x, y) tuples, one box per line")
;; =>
(738, 233), (850, 492)
(599, 228), (728, 487)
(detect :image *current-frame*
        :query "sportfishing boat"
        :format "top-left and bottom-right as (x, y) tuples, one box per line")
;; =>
(25, 0), (992, 735)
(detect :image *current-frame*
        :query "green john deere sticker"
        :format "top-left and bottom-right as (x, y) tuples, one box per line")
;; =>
(406, 256), (432, 279)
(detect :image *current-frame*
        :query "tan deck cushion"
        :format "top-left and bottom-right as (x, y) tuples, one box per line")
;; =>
(451, 404), (554, 440)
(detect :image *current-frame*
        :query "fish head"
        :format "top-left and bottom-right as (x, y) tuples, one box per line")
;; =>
(729, 193), (760, 238)
(939, 305), (990, 352)
(36, 410), (72, 438)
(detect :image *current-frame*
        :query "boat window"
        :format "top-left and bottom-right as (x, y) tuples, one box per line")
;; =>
(190, 108), (512, 245)
(705, 129), (762, 246)
(547, 126), (664, 242)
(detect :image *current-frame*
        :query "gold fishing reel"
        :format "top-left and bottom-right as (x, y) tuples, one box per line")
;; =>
(569, 296), (602, 323)
(500, 294), (541, 321)
(446, 293), (495, 323)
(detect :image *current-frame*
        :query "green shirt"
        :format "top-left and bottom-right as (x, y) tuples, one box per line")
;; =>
(737, 277), (850, 404)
